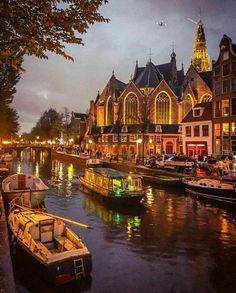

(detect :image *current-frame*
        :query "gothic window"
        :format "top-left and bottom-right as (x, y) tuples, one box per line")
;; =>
(125, 94), (138, 124)
(155, 93), (170, 124)
(106, 97), (114, 125)
(201, 95), (212, 102)
(182, 95), (193, 119)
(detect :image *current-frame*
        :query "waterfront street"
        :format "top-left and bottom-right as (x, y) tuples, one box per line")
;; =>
(7, 149), (236, 293)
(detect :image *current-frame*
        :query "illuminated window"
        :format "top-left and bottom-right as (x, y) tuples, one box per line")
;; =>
(182, 95), (193, 119)
(185, 126), (191, 137)
(202, 125), (209, 136)
(231, 122), (236, 136)
(194, 126), (200, 136)
(215, 139), (221, 153)
(214, 123), (221, 137)
(201, 95), (212, 102)
(156, 93), (170, 124)
(106, 97), (114, 125)
(222, 123), (229, 136)
(97, 106), (104, 126)
(214, 101), (221, 117)
(222, 99), (229, 116)
(125, 94), (138, 124)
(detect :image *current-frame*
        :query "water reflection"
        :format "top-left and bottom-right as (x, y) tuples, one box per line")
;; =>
(11, 150), (236, 293)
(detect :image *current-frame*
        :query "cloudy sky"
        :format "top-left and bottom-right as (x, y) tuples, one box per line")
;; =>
(13, 0), (236, 133)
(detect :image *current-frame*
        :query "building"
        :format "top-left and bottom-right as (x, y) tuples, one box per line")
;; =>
(212, 35), (236, 156)
(70, 112), (88, 145)
(182, 102), (213, 157)
(86, 19), (214, 159)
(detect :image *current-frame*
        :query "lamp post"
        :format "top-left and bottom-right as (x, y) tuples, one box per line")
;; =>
(88, 139), (93, 157)
(136, 138), (142, 160)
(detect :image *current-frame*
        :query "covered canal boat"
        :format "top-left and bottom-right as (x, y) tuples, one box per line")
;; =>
(79, 168), (145, 205)
(8, 204), (92, 285)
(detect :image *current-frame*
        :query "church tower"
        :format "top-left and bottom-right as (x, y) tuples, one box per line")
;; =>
(191, 19), (211, 72)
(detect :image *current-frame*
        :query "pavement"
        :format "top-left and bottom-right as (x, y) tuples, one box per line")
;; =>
(0, 193), (15, 293)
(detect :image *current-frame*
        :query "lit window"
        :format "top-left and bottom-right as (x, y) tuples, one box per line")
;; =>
(222, 99), (229, 116)
(106, 97), (114, 125)
(125, 94), (138, 124)
(231, 122), (236, 136)
(156, 93), (170, 124)
(214, 124), (221, 137)
(215, 139), (221, 153)
(222, 123), (229, 136)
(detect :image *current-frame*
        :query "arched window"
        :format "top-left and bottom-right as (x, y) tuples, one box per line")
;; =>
(125, 94), (138, 124)
(106, 97), (114, 125)
(155, 93), (170, 124)
(201, 95), (212, 103)
(182, 95), (193, 119)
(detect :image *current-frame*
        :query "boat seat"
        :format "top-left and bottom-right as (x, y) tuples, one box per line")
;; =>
(55, 236), (76, 251)
(36, 241), (53, 256)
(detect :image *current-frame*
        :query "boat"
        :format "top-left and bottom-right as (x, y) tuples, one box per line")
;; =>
(8, 203), (92, 285)
(140, 174), (182, 186)
(182, 177), (236, 204)
(79, 168), (145, 205)
(0, 153), (13, 162)
(86, 158), (103, 168)
(2, 173), (49, 208)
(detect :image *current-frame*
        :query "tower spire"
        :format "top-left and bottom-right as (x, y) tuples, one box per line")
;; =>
(191, 19), (210, 72)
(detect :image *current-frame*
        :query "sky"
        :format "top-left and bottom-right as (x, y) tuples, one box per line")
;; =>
(13, 0), (236, 134)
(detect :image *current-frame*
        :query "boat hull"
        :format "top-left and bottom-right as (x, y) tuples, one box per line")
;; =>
(80, 177), (144, 206)
(183, 179), (236, 204)
(14, 238), (92, 285)
(2, 189), (47, 209)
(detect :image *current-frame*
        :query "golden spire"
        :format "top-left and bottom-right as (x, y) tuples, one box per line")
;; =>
(191, 19), (211, 72)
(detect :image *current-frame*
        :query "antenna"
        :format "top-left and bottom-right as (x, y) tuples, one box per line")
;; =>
(148, 48), (153, 62)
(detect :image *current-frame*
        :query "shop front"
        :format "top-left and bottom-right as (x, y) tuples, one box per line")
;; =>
(186, 141), (207, 157)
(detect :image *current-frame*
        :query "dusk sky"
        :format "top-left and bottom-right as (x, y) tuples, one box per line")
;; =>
(13, 0), (236, 134)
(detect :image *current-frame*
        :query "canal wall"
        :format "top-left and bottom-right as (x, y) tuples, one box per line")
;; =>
(0, 193), (15, 293)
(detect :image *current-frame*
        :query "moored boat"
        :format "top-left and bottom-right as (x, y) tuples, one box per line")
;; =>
(2, 173), (49, 208)
(79, 168), (145, 205)
(182, 177), (236, 204)
(86, 158), (103, 168)
(8, 204), (92, 285)
(141, 174), (182, 186)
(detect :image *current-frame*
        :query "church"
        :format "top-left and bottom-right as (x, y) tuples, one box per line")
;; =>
(86, 19), (212, 159)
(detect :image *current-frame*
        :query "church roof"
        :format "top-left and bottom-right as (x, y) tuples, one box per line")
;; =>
(134, 61), (163, 88)
(199, 71), (212, 90)
(182, 102), (213, 123)
(156, 62), (172, 82)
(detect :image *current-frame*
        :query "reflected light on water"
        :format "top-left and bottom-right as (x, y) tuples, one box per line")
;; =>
(17, 162), (21, 174)
(35, 162), (39, 177)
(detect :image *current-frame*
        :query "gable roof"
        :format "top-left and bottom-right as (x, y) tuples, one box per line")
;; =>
(182, 102), (213, 123)
(134, 61), (163, 88)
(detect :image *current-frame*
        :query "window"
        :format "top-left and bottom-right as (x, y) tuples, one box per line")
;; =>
(106, 97), (114, 125)
(231, 122), (236, 136)
(222, 80), (229, 93)
(232, 98), (236, 116)
(201, 95), (212, 102)
(223, 138), (230, 153)
(223, 51), (229, 60)
(215, 139), (221, 154)
(214, 124), (221, 137)
(223, 63), (229, 76)
(232, 78), (236, 92)
(214, 66), (220, 76)
(97, 106), (104, 126)
(125, 94), (138, 124)
(214, 101), (221, 117)
(155, 125), (162, 133)
(202, 125), (209, 136)
(193, 109), (201, 117)
(185, 126), (191, 137)
(194, 126), (200, 137)
(214, 83), (221, 95)
(232, 61), (236, 72)
(222, 99), (229, 117)
(155, 93), (170, 124)
(222, 123), (229, 136)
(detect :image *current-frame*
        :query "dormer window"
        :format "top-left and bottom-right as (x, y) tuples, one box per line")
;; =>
(155, 125), (162, 133)
(193, 108), (203, 117)
(121, 125), (128, 133)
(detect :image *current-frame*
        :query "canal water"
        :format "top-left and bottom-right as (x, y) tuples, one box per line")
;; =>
(11, 150), (236, 293)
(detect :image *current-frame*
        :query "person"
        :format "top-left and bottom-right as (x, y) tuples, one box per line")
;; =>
(191, 160), (198, 177)
(217, 160), (224, 182)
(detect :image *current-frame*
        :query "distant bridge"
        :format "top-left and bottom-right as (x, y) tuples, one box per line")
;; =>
(1, 144), (52, 158)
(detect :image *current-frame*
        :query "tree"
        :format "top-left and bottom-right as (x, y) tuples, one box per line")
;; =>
(0, 63), (21, 139)
(31, 108), (63, 140)
(0, 0), (109, 70)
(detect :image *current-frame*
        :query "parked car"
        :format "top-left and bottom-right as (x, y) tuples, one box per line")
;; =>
(163, 155), (195, 172)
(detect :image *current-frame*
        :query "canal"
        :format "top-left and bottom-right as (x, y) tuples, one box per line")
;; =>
(11, 150), (236, 293)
